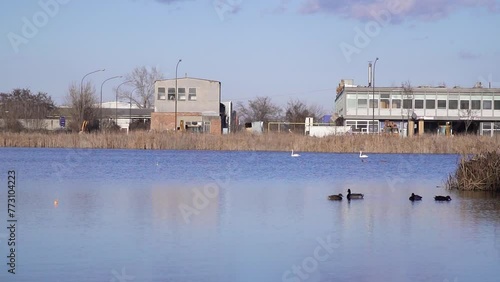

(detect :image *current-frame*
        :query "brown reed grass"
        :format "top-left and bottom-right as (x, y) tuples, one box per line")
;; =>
(446, 151), (500, 191)
(1, 131), (500, 154)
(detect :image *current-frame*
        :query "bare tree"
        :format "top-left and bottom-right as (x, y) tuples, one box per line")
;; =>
(459, 109), (479, 133)
(284, 99), (324, 123)
(236, 96), (282, 124)
(401, 81), (414, 136)
(65, 81), (98, 132)
(118, 66), (164, 109)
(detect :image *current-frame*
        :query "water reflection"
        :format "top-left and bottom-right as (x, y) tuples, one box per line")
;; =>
(0, 148), (499, 281)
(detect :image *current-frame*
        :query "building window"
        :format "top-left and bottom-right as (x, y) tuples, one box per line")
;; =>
(391, 99), (401, 109)
(178, 88), (186, 101)
(483, 100), (492, 110)
(425, 100), (435, 109)
(188, 88), (197, 101)
(449, 100), (458, 109)
(167, 88), (175, 100)
(158, 87), (166, 100)
(403, 99), (413, 109)
(347, 98), (356, 109)
(471, 100), (481, 110)
(369, 99), (378, 108)
(415, 100), (424, 109)
(358, 99), (367, 108)
(494, 100), (500, 110)
(437, 100), (446, 109)
(460, 100), (469, 110)
(380, 94), (390, 109)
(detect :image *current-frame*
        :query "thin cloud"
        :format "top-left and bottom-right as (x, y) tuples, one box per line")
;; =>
(459, 51), (481, 60)
(299, 0), (499, 22)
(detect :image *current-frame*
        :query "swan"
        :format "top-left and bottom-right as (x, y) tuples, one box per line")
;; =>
(359, 151), (368, 159)
(347, 189), (364, 200)
(291, 150), (300, 157)
(409, 193), (422, 201)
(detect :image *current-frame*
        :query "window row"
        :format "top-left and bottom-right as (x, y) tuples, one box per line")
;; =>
(348, 98), (500, 110)
(157, 87), (197, 101)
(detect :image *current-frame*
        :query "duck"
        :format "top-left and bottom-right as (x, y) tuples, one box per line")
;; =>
(409, 193), (422, 201)
(328, 193), (343, 201)
(434, 195), (452, 201)
(347, 189), (364, 200)
(291, 150), (300, 157)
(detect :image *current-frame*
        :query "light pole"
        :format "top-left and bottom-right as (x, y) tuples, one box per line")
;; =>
(372, 57), (379, 133)
(100, 76), (122, 126)
(115, 80), (132, 124)
(175, 59), (182, 131)
(80, 69), (105, 125)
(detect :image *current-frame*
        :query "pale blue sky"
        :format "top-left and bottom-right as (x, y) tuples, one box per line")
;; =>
(1, 0), (499, 112)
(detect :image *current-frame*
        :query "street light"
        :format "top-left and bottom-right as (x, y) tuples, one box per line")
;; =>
(80, 69), (105, 124)
(372, 57), (379, 133)
(100, 76), (122, 125)
(174, 59), (182, 131)
(115, 80), (133, 124)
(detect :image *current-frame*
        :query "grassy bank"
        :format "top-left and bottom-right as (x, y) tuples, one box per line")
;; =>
(1, 132), (499, 154)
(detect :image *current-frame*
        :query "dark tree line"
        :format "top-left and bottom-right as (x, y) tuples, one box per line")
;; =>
(0, 89), (55, 131)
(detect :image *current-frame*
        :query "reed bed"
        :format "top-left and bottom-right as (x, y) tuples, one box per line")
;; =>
(446, 151), (500, 191)
(1, 131), (500, 154)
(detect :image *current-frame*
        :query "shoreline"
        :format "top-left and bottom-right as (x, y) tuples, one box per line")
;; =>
(1, 131), (498, 154)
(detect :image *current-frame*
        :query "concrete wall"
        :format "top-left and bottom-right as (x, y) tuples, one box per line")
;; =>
(154, 78), (220, 113)
(309, 126), (352, 137)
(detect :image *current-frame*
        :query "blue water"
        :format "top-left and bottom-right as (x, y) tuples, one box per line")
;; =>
(0, 148), (499, 281)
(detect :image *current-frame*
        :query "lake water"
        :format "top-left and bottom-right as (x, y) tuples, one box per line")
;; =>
(0, 148), (499, 282)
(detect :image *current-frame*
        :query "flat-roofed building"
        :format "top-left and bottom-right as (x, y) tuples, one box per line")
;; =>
(152, 77), (222, 134)
(334, 79), (500, 136)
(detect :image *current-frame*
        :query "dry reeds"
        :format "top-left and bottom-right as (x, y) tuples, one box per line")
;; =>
(1, 131), (500, 154)
(446, 151), (500, 191)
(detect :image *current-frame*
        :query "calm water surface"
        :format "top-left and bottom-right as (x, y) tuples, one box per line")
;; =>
(0, 148), (499, 282)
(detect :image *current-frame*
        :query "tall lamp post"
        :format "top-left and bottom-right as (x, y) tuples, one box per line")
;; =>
(100, 76), (122, 125)
(80, 69), (105, 124)
(174, 59), (182, 131)
(372, 57), (379, 133)
(115, 80), (133, 124)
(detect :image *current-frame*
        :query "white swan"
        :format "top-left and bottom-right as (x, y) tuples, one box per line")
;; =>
(359, 151), (368, 159)
(291, 150), (300, 157)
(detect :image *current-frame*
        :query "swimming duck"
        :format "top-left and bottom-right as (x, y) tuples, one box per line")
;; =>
(409, 193), (422, 201)
(328, 193), (343, 201)
(347, 189), (364, 200)
(434, 195), (452, 201)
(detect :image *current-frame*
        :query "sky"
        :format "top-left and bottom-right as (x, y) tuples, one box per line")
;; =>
(1, 0), (500, 113)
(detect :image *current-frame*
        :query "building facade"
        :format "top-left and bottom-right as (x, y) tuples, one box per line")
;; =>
(335, 80), (500, 136)
(152, 77), (222, 134)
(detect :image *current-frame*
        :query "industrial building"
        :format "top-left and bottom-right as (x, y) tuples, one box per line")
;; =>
(334, 79), (500, 136)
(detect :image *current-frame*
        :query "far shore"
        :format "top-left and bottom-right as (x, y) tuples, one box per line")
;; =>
(1, 131), (499, 155)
